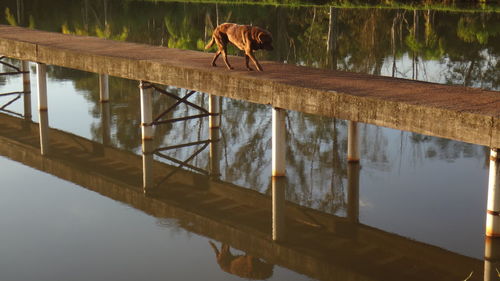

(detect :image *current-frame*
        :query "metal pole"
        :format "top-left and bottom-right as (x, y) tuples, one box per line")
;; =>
(209, 94), (220, 129)
(36, 63), (47, 111)
(99, 74), (109, 102)
(101, 101), (111, 146)
(347, 121), (359, 162)
(272, 176), (286, 242)
(39, 110), (49, 155)
(209, 127), (220, 178)
(347, 161), (360, 224)
(142, 139), (154, 193)
(272, 107), (286, 177)
(140, 81), (153, 140)
(486, 148), (500, 237)
(484, 237), (500, 281)
(22, 60), (31, 120)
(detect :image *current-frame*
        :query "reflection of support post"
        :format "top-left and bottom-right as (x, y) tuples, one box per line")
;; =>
(36, 63), (47, 111)
(347, 161), (360, 224)
(142, 140), (154, 193)
(39, 110), (49, 155)
(272, 107), (286, 177)
(209, 128), (220, 178)
(140, 81), (153, 140)
(101, 101), (111, 145)
(22, 61), (31, 120)
(209, 94), (220, 129)
(486, 148), (500, 237)
(99, 74), (109, 102)
(272, 177), (286, 242)
(484, 237), (500, 281)
(37, 62), (49, 155)
(347, 121), (359, 162)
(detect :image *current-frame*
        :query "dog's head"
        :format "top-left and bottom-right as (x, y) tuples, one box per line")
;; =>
(254, 27), (273, 51)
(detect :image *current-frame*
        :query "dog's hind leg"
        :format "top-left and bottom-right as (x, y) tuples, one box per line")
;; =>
(211, 50), (221, 67)
(221, 46), (233, 70)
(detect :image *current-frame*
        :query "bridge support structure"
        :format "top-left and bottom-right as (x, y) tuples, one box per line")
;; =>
(486, 148), (500, 237)
(272, 176), (286, 242)
(0, 57), (31, 118)
(347, 161), (360, 224)
(22, 61), (31, 120)
(347, 121), (359, 162)
(99, 74), (109, 103)
(272, 107), (286, 177)
(140, 81), (154, 140)
(484, 236), (500, 281)
(36, 62), (49, 155)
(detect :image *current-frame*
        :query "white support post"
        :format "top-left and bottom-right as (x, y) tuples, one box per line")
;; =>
(272, 177), (286, 242)
(209, 94), (220, 129)
(36, 63), (47, 111)
(347, 121), (359, 162)
(272, 107), (286, 177)
(140, 81), (153, 140)
(39, 111), (49, 155)
(99, 74), (109, 102)
(22, 60), (31, 120)
(486, 148), (500, 237)
(209, 127), (221, 178)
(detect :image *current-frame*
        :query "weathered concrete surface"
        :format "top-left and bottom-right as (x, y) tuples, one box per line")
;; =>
(0, 25), (499, 147)
(0, 113), (483, 281)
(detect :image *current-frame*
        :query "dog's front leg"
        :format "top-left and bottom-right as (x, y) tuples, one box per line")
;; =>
(245, 55), (253, 71)
(246, 50), (263, 71)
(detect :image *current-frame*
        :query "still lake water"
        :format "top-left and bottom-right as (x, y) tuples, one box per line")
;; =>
(0, 0), (498, 280)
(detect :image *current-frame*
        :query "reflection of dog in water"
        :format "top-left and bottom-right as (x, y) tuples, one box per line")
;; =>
(205, 23), (273, 71)
(209, 241), (274, 279)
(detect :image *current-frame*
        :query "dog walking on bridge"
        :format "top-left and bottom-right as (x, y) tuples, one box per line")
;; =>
(205, 23), (273, 71)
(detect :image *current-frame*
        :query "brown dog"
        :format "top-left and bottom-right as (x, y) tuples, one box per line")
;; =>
(205, 23), (273, 71)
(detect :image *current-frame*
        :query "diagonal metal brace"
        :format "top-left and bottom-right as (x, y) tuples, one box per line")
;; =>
(148, 85), (219, 126)
(0, 56), (29, 75)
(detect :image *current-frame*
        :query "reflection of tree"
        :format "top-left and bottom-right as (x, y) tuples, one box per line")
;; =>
(5, 6), (34, 28)
(163, 4), (205, 50)
(4, 1), (500, 90)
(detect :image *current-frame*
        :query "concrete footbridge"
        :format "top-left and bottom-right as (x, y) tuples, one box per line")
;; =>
(0, 25), (498, 147)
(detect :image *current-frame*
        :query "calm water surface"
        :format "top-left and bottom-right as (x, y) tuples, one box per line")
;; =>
(0, 0), (498, 280)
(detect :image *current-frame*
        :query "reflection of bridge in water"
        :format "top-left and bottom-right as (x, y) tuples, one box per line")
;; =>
(0, 112), (485, 281)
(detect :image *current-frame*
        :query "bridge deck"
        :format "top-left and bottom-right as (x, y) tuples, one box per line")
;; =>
(0, 25), (499, 147)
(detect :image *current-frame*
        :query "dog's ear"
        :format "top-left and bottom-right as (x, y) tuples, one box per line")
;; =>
(257, 32), (265, 44)
(258, 32), (272, 44)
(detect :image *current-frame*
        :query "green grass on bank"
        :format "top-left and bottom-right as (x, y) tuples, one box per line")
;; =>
(145, 0), (500, 12)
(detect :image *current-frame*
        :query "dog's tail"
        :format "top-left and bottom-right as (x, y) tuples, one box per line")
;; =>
(205, 37), (215, 50)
